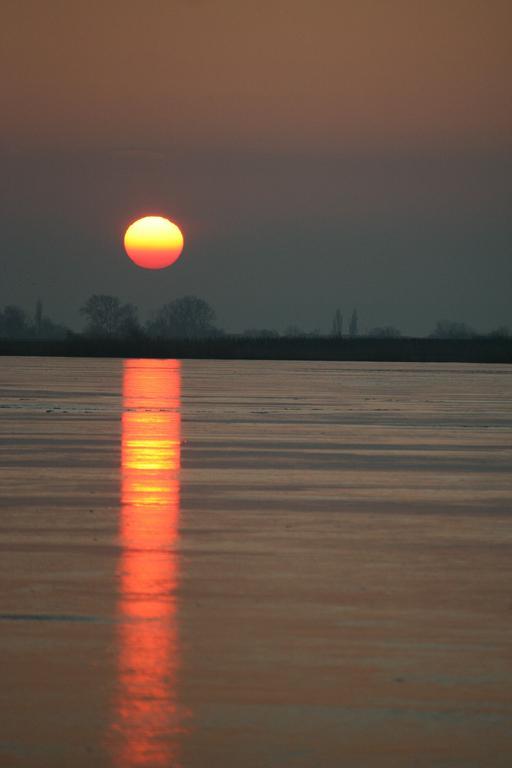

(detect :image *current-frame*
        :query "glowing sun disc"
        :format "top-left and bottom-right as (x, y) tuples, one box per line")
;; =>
(124, 216), (184, 270)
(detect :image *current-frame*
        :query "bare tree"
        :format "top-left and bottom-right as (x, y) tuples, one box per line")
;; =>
(80, 294), (139, 338)
(0, 305), (29, 338)
(367, 325), (402, 338)
(39, 318), (68, 339)
(148, 296), (218, 339)
(35, 299), (43, 338)
(349, 309), (359, 337)
(430, 320), (476, 339)
(244, 328), (280, 338)
(284, 325), (303, 337)
(331, 309), (343, 337)
(486, 326), (510, 339)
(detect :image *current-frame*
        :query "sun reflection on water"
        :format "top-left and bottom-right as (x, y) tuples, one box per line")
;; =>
(110, 359), (185, 767)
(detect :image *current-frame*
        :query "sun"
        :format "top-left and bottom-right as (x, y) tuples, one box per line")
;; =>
(124, 216), (184, 270)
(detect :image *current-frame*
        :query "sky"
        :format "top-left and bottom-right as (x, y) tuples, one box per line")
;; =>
(1, 0), (511, 335)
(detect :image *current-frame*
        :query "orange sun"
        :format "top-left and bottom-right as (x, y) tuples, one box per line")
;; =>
(124, 216), (184, 270)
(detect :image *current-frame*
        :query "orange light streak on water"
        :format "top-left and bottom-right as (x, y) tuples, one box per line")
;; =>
(111, 359), (184, 767)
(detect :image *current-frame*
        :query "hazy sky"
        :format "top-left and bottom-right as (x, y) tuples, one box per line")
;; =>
(1, 0), (511, 334)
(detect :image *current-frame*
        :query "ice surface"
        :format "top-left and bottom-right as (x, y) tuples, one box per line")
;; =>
(0, 357), (511, 767)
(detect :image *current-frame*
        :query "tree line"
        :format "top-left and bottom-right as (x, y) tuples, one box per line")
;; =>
(330, 308), (509, 340)
(0, 300), (68, 340)
(80, 294), (221, 339)
(0, 295), (509, 340)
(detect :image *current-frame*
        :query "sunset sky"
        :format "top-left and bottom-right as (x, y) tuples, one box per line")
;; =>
(1, 0), (511, 334)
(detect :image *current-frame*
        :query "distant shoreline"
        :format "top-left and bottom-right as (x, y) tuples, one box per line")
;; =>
(0, 337), (511, 364)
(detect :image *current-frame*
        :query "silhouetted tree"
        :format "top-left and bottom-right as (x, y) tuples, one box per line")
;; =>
(284, 326), (321, 338)
(80, 294), (139, 338)
(486, 326), (510, 339)
(0, 302), (69, 340)
(430, 320), (476, 339)
(243, 328), (280, 338)
(0, 305), (29, 338)
(148, 296), (218, 339)
(284, 325), (303, 337)
(367, 325), (402, 338)
(349, 309), (359, 337)
(34, 299), (43, 338)
(35, 316), (69, 340)
(331, 309), (343, 337)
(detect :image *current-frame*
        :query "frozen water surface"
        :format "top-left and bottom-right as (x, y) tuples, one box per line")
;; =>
(0, 357), (511, 767)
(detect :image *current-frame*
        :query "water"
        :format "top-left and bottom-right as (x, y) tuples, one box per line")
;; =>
(0, 357), (511, 767)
